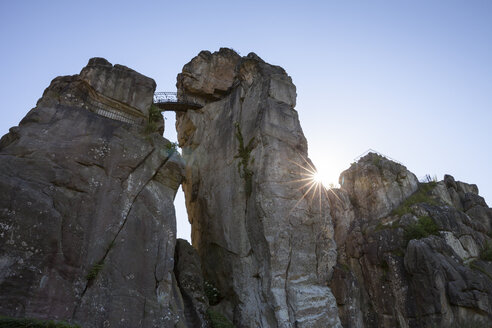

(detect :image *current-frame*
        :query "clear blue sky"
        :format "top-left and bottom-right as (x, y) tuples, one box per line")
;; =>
(1, 1), (491, 241)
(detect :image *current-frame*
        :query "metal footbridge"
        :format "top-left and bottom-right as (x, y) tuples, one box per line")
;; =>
(153, 92), (202, 112)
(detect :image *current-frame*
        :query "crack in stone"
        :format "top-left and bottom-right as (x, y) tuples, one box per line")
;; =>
(72, 147), (173, 319)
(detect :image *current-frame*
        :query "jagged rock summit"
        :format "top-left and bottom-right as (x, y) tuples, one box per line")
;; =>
(329, 152), (492, 327)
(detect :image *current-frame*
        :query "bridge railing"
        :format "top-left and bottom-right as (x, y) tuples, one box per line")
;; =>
(154, 92), (178, 103)
(353, 148), (403, 166)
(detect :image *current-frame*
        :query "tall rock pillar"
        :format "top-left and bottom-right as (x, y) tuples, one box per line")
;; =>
(176, 48), (341, 328)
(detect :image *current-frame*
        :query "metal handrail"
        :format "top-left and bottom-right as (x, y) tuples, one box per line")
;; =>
(153, 91), (203, 112)
(153, 92), (178, 103)
(353, 148), (403, 166)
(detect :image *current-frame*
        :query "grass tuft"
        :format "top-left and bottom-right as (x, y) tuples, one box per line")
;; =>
(404, 216), (439, 243)
(86, 262), (104, 282)
(392, 182), (438, 217)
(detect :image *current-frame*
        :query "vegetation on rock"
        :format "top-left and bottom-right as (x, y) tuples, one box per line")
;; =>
(0, 316), (80, 328)
(165, 141), (179, 155)
(234, 122), (255, 197)
(86, 261), (104, 282)
(480, 240), (492, 261)
(392, 181), (438, 216)
(404, 216), (439, 243)
(207, 309), (235, 328)
(469, 260), (492, 281)
(204, 280), (221, 306)
(144, 103), (161, 133)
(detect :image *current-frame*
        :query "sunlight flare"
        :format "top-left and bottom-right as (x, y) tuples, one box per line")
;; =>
(287, 154), (342, 215)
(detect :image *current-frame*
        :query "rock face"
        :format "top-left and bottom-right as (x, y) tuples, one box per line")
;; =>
(174, 239), (209, 328)
(0, 59), (192, 327)
(339, 152), (419, 220)
(176, 48), (341, 327)
(329, 153), (492, 327)
(3, 50), (491, 328)
(36, 57), (163, 131)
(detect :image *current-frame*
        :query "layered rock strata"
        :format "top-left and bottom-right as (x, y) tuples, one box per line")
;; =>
(329, 153), (492, 327)
(36, 57), (163, 130)
(0, 59), (193, 327)
(176, 48), (341, 327)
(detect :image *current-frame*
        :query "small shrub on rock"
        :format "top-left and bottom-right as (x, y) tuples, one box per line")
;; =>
(204, 280), (221, 305)
(404, 216), (439, 243)
(165, 142), (179, 155)
(392, 182), (438, 216)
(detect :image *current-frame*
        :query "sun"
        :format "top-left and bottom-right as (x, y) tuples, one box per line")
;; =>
(286, 154), (343, 214)
(311, 169), (337, 189)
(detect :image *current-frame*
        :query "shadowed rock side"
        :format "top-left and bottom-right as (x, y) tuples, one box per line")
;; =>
(0, 58), (204, 327)
(174, 239), (210, 328)
(329, 153), (492, 327)
(176, 48), (341, 328)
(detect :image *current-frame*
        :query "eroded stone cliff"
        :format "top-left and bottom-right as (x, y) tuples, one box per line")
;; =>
(0, 58), (206, 327)
(176, 48), (341, 328)
(329, 153), (492, 327)
(2, 49), (491, 328)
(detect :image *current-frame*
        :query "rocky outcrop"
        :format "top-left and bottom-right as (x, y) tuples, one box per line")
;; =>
(329, 152), (492, 327)
(36, 57), (163, 131)
(339, 152), (419, 220)
(0, 59), (190, 327)
(176, 48), (340, 327)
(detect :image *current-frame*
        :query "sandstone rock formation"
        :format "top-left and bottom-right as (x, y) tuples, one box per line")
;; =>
(0, 58), (194, 327)
(3, 49), (492, 328)
(329, 153), (492, 327)
(176, 48), (341, 328)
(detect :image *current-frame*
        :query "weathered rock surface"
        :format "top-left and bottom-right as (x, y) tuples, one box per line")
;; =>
(174, 239), (210, 328)
(0, 59), (192, 327)
(177, 48), (241, 104)
(176, 48), (341, 327)
(339, 152), (419, 219)
(4, 50), (491, 328)
(330, 153), (492, 327)
(36, 57), (163, 132)
(79, 57), (156, 116)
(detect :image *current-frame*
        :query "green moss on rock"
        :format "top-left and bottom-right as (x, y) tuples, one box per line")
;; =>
(207, 309), (235, 328)
(0, 316), (80, 328)
(392, 182), (438, 216)
(404, 216), (439, 243)
(234, 122), (255, 197)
